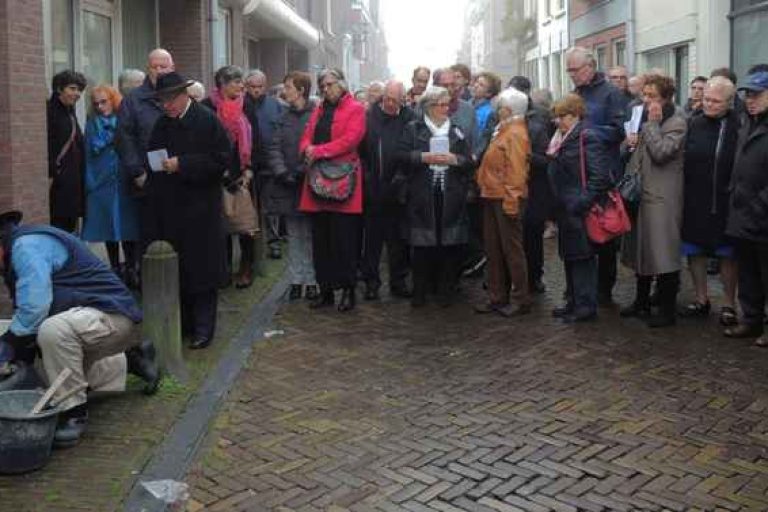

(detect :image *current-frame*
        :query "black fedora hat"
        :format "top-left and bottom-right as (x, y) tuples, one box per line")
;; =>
(154, 72), (195, 99)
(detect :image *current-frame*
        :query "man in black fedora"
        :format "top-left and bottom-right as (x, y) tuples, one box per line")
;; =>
(0, 210), (158, 447)
(142, 72), (232, 350)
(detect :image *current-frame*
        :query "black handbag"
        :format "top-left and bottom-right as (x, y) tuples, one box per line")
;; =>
(617, 171), (642, 207)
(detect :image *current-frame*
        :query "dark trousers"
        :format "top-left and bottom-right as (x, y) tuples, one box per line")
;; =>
(596, 240), (618, 297)
(181, 288), (218, 340)
(483, 200), (530, 305)
(565, 257), (597, 314)
(735, 239), (768, 327)
(51, 216), (78, 233)
(463, 201), (484, 267)
(523, 198), (548, 288)
(312, 212), (361, 290)
(265, 214), (282, 248)
(412, 245), (463, 300)
(361, 207), (409, 289)
(226, 234), (255, 272)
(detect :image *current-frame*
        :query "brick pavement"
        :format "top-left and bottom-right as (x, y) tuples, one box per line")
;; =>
(188, 246), (768, 512)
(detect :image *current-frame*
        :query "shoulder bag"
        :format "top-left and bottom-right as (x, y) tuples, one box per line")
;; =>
(308, 159), (357, 202)
(579, 131), (632, 244)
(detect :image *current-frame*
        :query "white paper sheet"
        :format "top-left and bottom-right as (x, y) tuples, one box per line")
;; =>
(430, 135), (450, 154)
(147, 149), (169, 172)
(628, 105), (644, 134)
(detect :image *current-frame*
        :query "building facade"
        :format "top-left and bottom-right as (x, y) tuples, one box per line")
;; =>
(524, 0), (569, 99)
(0, 0), (387, 221)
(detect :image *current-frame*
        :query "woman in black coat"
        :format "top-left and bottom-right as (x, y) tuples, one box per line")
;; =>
(396, 86), (474, 307)
(143, 72), (231, 350)
(680, 77), (740, 324)
(47, 70), (87, 233)
(547, 94), (612, 322)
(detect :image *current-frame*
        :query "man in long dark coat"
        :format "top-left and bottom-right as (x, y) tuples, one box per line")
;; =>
(143, 72), (231, 349)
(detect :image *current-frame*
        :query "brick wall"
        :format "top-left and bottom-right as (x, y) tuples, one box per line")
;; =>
(570, 0), (602, 20)
(575, 24), (627, 70)
(0, 0), (49, 223)
(159, 0), (211, 86)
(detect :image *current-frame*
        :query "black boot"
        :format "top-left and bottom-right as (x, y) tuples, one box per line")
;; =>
(54, 404), (88, 449)
(364, 281), (380, 301)
(289, 284), (303, 301)
(620, 275), (652, 318)
(310, 287), (334, 309)
(126, 340), (161, 395)
(338, 287), (356, 312)
(647, 272), (679, 328)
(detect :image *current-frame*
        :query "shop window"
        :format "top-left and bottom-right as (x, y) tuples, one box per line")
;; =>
(595, 45), (607, 72)
(212, 7), (232, 69)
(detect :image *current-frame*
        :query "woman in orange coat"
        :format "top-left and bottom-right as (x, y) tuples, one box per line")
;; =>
(474, 87), (532, 317)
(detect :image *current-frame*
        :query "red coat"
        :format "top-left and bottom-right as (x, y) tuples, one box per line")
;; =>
(298, 93), (366, 214)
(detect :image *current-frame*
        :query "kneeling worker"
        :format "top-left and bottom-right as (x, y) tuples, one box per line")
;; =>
(0, 210), (158, 447)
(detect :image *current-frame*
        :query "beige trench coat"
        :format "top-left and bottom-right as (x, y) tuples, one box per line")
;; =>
(621, 112), (687, 276)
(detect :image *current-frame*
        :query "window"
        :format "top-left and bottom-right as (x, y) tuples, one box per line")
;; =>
(613, 39), (626, 67)
(595, 45), (607, 72)
(551, 51), (562, 99)
(212, 7), (232, 69)
(732, 3), (768, 80)
(544, 0), (551, 17)
(542, 55), (550, 89)
(82, 10), (113, 86)
(122, 0), (158, 70)
(48, 0), (74, 76)
(674, 45), (689, 105)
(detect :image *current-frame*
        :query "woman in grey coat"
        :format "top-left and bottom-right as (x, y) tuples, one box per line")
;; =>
(620, 74), (687, 328)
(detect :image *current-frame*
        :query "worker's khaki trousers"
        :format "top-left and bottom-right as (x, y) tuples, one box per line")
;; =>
(37, 307), (139, 411)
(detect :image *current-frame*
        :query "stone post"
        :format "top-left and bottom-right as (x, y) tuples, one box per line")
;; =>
(142, 241), (188, 382)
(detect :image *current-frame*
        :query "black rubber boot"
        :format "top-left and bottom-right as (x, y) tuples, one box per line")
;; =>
(647, 272), (679, 328)
(620, 275), (653, 318)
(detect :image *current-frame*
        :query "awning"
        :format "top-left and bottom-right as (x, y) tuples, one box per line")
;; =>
(243, 0), (320, 49)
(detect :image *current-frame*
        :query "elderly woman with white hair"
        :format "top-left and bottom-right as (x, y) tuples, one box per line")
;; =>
(396, 86), (474, 307)
(474, 87), (532, 317)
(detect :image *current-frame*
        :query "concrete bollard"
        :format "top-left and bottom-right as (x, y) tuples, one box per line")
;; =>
(142, 241), (188, 383)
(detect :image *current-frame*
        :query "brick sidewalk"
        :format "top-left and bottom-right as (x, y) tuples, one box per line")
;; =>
(187, 245), (768, 512)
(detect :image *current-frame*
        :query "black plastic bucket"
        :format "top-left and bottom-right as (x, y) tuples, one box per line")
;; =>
(0, 390), (60, 474)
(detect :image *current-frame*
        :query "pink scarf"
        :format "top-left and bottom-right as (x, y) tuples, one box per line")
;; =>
(547, 122), (579, 157)
(210, 88), (252, 171)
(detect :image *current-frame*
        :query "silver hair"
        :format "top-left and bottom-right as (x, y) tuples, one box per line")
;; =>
(187, 81), (206, 101)
(384, 79), (406, 99)
(706, 76), (736, 101)
(118, 68), (146, 93)
(565, 46), (596, 67)
(368, 80), (385, 91)
(419, 86), (450, 109)
(494, 87), (529, 119)
(318, 68), (349, 92)
(245, 69), (267, 83)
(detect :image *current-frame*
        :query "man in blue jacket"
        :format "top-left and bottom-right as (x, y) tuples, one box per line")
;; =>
(0, 211), (157, 448)
(566, 47), (627, 304)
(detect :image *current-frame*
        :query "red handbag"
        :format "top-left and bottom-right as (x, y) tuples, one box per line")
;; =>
(579, 131), (632, 244)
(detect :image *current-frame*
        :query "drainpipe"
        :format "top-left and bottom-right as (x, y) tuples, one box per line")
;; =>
(209, 0), (218, 84)
(626, 0), (636, 73)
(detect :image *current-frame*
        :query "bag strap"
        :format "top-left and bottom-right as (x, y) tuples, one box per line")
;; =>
(579, 129), (586, 191)
(55, 115), (77, 171)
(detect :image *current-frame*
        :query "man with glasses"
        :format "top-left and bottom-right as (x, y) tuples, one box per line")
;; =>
(565, 46), (627, 305)
(608, 65), (632, 108)
(359, 80), (415, 300)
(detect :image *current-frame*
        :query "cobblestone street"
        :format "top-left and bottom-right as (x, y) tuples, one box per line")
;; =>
(186, 247), (768, 512)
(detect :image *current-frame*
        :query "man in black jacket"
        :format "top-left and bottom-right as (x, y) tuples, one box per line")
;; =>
(724, 71), (768, 347)
(509, 76), (555, 294)
(360, 80), (415, 300)
(566, 47), (626, 305)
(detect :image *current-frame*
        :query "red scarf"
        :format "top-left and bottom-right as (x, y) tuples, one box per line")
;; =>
(210, 88), (252, 171)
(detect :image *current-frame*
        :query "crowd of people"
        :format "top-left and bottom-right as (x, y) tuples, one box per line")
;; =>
(1, 45), (768, 447)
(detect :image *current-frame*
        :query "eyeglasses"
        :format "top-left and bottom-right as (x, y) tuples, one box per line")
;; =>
(320, 81), (338, 89)
(566, 64), (587, 74)
(93, 99), (108, 107)
(433, 102), (451, 108)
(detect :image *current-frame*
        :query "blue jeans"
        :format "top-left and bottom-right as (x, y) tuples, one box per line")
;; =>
(565, 257), (597, 314)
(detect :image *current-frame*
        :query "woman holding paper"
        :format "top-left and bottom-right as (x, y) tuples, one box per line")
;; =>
(396, 86), (474, 307)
